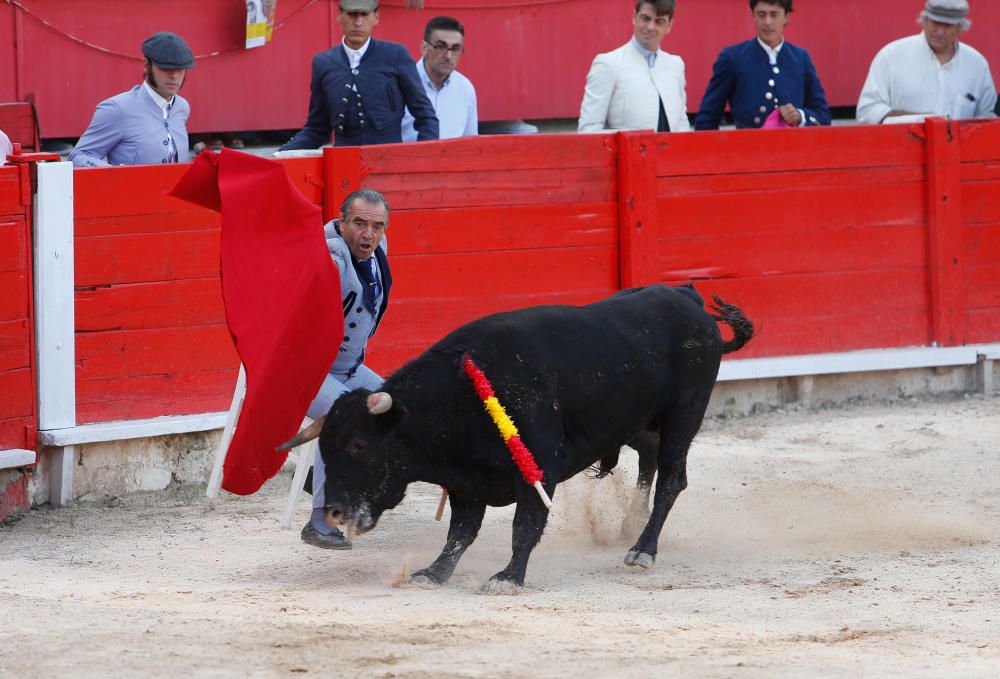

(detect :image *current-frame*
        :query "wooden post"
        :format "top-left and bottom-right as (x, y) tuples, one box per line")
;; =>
(322, 146), (362, 223)
(616, 131), (660, 289)
(923, 118), (966, 347)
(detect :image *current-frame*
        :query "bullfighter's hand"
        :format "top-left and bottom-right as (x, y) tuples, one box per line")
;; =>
(779, 103), (802, 126)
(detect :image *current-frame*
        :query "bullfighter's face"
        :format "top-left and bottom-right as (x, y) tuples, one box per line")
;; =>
(319, 390), (409, 537)
(340, 198), (388, 261)
(752, 2), (789, 49)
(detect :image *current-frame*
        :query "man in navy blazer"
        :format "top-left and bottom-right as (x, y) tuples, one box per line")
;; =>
(695, 0), (830, 130)
(281, 0), (438, 149)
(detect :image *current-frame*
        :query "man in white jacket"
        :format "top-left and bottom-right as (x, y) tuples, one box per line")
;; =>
(578, 0), (690, 133)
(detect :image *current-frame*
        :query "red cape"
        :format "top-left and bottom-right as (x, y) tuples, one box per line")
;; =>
(170, 150), (342, 495)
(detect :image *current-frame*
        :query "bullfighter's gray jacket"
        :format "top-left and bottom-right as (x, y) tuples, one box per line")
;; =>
(70, 84), (190, 167)
(325, 220), (391, 376)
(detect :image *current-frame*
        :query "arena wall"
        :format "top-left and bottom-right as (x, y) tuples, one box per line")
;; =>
(2, 119), (999, 511)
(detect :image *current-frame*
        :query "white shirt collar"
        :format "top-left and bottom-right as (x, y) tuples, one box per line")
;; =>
(142, 81), (173, 111)
(631, 36), (658, 68)
(342, 37), (371, 68)
(756, 37), (784, 65)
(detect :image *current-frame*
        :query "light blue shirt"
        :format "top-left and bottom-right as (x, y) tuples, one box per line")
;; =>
(401, 57), (478, 142)
(70, 84), (190, 168)
(631, 36), (657, 68)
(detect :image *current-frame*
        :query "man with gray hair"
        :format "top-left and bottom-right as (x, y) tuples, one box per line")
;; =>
(301, 188), (393, 549)
(857, 0), (996, 124)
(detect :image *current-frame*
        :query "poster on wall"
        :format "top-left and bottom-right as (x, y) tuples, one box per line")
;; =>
(246, 0), (276, 49)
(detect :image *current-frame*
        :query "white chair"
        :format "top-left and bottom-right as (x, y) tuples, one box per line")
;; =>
(206, 363), (317, 529)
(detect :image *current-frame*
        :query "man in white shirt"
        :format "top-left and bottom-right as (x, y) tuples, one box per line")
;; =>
(578, 0), (691, 133)
(401, 16), (478, 142)
(857, 0), (996, 124)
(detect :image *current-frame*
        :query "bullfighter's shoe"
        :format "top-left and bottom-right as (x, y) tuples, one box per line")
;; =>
(300, 523), (353, 550)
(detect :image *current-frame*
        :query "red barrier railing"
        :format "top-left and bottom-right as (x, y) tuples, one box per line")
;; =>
(6, 118), (996, 429)
(0, 163), (38, 450)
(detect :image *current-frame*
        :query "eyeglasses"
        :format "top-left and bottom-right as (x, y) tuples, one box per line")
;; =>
(426, 41), (464, 56)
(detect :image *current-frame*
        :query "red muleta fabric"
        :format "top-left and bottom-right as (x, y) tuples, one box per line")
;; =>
(170, 150), (342, 495)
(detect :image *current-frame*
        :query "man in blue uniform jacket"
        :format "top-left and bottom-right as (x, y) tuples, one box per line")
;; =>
(281, 0), (438, 149)
(695, 0), (830, 130)
(70, 32), (195, 167)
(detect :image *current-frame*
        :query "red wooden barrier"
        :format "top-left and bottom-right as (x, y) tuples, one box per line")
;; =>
(0, 164), (37, 450)
(50, 119), (1000, 426)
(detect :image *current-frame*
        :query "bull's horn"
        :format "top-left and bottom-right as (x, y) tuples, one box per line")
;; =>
(277, 417), (325, 451)
(367, 392), (393, 415)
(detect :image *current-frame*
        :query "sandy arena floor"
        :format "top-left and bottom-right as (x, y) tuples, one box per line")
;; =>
(1, 395), (998, 678)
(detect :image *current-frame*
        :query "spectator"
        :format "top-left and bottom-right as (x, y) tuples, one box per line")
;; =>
(70, 32), (195, 167)
(578, 1), (691, 133)
(0, 128), (12, 164)
(695, 0), (830, 130)
(857, 0), (996, 124)
(301, 189), (394, 550)
(280, 0), (438, 150)
(401, 16), (478, 142)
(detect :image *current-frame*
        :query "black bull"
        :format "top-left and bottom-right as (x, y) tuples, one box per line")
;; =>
(282, 284), (753, 592)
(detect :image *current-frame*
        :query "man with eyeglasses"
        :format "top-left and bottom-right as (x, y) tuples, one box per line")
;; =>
(401, 16), (478, 142)
(578, 0), (691, 133)
(280, 0), (438, 149)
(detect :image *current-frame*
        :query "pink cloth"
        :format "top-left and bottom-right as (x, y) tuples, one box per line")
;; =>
(761, 109), (793, 129)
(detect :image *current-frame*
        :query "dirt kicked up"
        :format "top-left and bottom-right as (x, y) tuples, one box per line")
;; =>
(2, 395), (998, 678)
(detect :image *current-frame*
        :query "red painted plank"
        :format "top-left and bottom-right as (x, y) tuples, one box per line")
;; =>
(961, 182), (1000, 223)
(656, 182), (926, 237)
(76, 279), (225, 332)
(391, 246), (619, 299)
(618, 132), (660, 288)
(74, 158), (324, 219)
(967, 309), (1000, 345)
(657, 223), (926, 281)
(0, 320), (30, 373)
(75, 211), (220, 238)
(76, 325), (238, 381)
(958, 120), (1000, 162)
(387, 203), (617, 255)
(0, 270), (29, 321)
(661, 165), (925, 198)
(657, 125), (925, 177)
(75, 230), (221, 287)
(0, 368), (32, 420)
(0, 167), (25, 216)
(0, 219), (27, 273)
(965, 263), (1000, 309)
(366, 166), (615, 211)
(76, 369), (237, 425)
(0, 417), (33, 451)
(361, 134), (616, 174)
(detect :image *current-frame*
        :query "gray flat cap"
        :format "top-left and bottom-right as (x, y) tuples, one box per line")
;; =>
(340, 0), (378, 11)
(923, 0), (969, 24)
(141, 32), (195, 69)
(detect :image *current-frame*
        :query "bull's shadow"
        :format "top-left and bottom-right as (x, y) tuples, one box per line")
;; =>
(282, 285), (753, 593)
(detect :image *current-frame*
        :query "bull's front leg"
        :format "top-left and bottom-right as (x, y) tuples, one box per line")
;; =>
(408, 494), (486, 587)
(481, 482), (552, 595)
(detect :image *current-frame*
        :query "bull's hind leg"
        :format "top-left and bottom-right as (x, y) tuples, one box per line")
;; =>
(408, 496), (486, 587)
(625, 390), (712, 570)
(621, 429), (659, 539)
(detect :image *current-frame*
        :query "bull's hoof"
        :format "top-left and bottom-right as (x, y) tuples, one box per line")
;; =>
(480, 577), (523, 596)
(405, 574), (441, 589)
(624, 550), (655, 570)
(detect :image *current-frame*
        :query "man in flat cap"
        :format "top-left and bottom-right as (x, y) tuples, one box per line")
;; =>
(281, 0), (437, 149)
(857, 0), (996, 124)
(71, 32), (195, 167)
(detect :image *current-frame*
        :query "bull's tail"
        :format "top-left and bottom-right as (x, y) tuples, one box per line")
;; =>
(708, 295), (754, 355)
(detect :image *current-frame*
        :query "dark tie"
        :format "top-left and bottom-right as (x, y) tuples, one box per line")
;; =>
(657, 98), (670, 133)
(360, 257), (381, 313)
